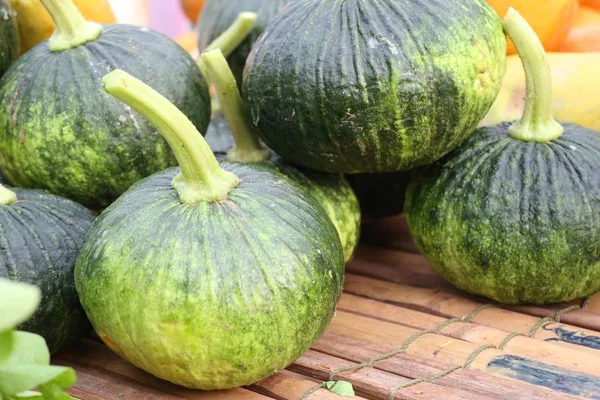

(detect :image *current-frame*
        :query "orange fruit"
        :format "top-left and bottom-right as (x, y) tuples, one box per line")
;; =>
(180, 0), (205, 24)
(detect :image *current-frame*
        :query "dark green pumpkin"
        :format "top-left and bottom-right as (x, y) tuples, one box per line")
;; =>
(197, 0), (288, 86)
(75, 70), (345, 390)
(405, 10), (600, 305)
(0, 0), (18, 78)
(406, 123), (600, 304)
(0, 2), (210, 208)
(346, 172), (412, 218)
(0, 186), (95, 353)
(243, 0), (507, 174)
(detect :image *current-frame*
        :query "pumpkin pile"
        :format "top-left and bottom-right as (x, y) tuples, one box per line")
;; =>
(0, 0), (599, 394)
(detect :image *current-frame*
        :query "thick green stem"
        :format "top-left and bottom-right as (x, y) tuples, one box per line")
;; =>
(202, 49), (270, 163)
(103, 70), (239, 204)
(0, 185), (16, 206)
(197, 12), (257, 77)
(503, 8), (563, 142)
(41, 0), (102, 52)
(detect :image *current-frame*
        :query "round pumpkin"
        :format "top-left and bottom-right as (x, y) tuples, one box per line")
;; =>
(76, 70), (344, 390)
(243, 0), (507, 174)
(346, 172), (412, 219)
(0, 0), (19, 78)
(0, 185), (95, 353)
(0, 0), (210, 208)
(405, 9), (600, 305)
(203, 50), (361, 262)
(197, 0), (288, 86)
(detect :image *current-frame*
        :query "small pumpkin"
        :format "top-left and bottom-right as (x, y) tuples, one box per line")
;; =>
(0, 0), (210, 207)
(202, 50), (361, 262)
(0, 0), (18, 78)
(197, 0), (288, 86)
(75, 70), (345, 390)
(406, 9), (600, 305)
(7, 0), (116, 55)
(243, 0), (507, 174)
(345, 172), (412, 219)
(0, 184), (95, 353)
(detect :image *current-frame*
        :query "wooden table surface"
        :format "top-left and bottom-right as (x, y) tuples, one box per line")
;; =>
(56, 216), (600, 400)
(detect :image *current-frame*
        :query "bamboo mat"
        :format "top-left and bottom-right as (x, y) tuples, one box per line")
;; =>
(56, 215), (600, 400)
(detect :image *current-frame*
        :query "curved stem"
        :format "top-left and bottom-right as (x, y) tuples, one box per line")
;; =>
(41, 0), (102, 52)
(202, 49), (270, 163)
(0, 185), (16, 206)
(103, 70), (239, 204)
(197, 12), (257, 77)
(503, 8), (563, 142)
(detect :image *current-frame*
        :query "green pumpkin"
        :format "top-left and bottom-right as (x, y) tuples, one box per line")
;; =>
(197, 0), (288, 86)
(0, 185), (95, 353)
(203, 50), (361, 262)
(0, 0), (210, 207)
(243, 0), (507, 174)
(75, 70), (344, 390)
(0, 0), (18, 78)
(405, 10), (600, 305)
(346, 172), (412, 218)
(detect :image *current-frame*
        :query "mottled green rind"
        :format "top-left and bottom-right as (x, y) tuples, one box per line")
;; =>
(75, 162), (345, 390)
(243, 0), (507, 173)
(209, 119), (361, 262)
(346, 171), (413, 218)
(0, 187), (95, 352)
(197, 0), (288, 86)
(405, 122), (600, 305)
(0, 24), (211, 207)
(0, 1), (18, 78)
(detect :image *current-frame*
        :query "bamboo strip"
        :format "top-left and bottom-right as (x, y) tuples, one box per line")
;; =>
(58, 340), (271, 400)
(291, 349), (486, 400)
(343, 274), (600, 354)
(338, 293), (600, 374)
(505, 303), (600, 332)
(55, 357), (185, 400)
(251, 373), (369, 400)
(587, 294), (600, 313)
(312, 334), (583, 400)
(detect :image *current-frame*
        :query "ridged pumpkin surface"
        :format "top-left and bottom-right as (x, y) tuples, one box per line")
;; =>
(0, 187), (95, 352)
(406, 123), (600, 304)
(75, 162), (344, 390)
(0, 25), (210, 207)
(244, 0), (507, 173)
(197, 0), (288, 85)
(0, 0), (18, 78)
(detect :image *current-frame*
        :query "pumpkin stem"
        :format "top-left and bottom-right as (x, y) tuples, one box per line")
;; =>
(197, 12), (258, 77)
(103, 70), (239, 205)
(503, 8), (563, 142)
(202, 49), (270, 163)
(0, 185), (16, 206)
(41, 0), (103, 52)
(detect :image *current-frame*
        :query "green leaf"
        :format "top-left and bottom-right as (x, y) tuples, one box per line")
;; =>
(3, 332), (49, 367)
(324, 381), (355, 397)
(0, 279), (41, 333)
(0, 365), (76, 397)
(0, 331), (14, 364)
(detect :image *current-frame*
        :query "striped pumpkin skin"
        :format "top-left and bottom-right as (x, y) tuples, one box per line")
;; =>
(0, 0), (18, 78)
(243, 0), (507, 173)
(75, 162), (345, 390)
(0, 25), (210, 208)
(197, 0), (288, 86)
(406, 123), (600, 305)
(0, 187), (95, 353)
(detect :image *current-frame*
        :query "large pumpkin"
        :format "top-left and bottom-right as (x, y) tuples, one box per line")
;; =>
(406, 10), (600, 305)
(197, 0), (288, 86)
(243, 0), (507, 174)
(75, 70), (344, 390)
(0, 0), (210, 207)
(0, 185), (95, 353)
